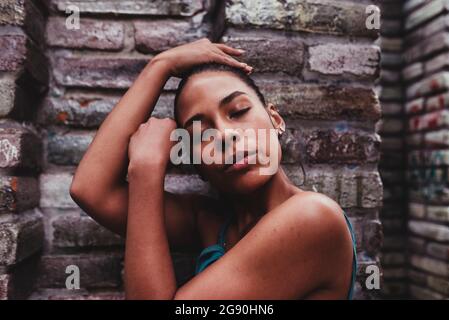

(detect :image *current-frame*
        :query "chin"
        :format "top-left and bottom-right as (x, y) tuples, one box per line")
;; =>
(213, 166), (276, 195)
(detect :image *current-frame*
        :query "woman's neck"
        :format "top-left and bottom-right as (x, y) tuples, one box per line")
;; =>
(222, 167), (302, 237)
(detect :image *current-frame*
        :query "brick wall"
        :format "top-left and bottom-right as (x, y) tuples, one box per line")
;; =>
(0, 0), (48, 299)
(0, 0), (387, 300)
(378, 0), (409, 298)
(402, 0), (449, 299)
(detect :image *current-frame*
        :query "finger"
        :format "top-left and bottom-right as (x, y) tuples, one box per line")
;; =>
(215, 54), (249, 72)
(212, 52), (253, 74)
(214, 43), (245, 56)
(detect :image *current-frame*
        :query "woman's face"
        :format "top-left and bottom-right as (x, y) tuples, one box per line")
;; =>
(176, 71), (285, 194)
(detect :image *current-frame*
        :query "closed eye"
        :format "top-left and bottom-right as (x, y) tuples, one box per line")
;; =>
(230, 107), (250, 119)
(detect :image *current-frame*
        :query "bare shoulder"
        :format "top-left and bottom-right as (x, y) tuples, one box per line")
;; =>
(267, 191), (354, 295)
(271, 191), (347, 232)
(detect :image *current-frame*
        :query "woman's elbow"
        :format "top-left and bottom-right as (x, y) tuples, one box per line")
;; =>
(69, 176), (94, 208)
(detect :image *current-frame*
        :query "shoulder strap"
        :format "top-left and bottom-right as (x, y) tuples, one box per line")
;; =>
(342, 210), (358, 300)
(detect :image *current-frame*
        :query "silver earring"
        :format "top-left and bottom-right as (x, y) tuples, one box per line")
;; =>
(278, 126), (285, 137)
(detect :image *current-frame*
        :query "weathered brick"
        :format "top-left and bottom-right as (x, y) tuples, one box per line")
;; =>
(406, 13), (449, 45)
(134, 19), (210, 53)
(46, 17), (125, 50)
(360, 171), (383, 209)
(0, 31), (48, 87)
(53, 56), (148, 89)
(37, 94), (174, 128)
(405, 98), (424, 115)
(426, 242), (449, 260)
(0, 75), (38, 120)
(0, 255), (40, 300)
(0, 0), (45, 44)
(223, 29), (304, 75)
(402, 62), (423, 82)
(409, 269), (449, 295)
(0, 176), (39, 214)
(410, 284), (446, 299)
(257, 79), (381, 121)
(425, 52), (449, 74)
(47, 131), (94, 166)
(363, 220), (383, 256)
(299, 126), (380, 164)
(52, 214), (124, 248)
(408, 110), (449, 132)
(407, 72), (449, 99)
(39, 172), (77, 209)
(36, 253), (124, 289)
(29, 288), (125, 300)
(226, 0), (379, 38)
(408, 220), (449, 242)
(405, 0), (449, 31)
(410, 254), (449, 277)
(308, 44), (380, 79)
(404, 32), (449, 64)
(0, 120), (42, 171)
(404, 0), (428, 14)
(0, 209), (44, 266)
(50, 0), (206, 16)
(283, 165), (383, 209)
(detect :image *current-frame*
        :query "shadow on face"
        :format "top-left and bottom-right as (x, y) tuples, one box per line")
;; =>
(175, 71), (285, 194)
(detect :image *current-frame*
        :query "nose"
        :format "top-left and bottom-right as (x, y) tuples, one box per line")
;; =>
(216, 127), (241, 151)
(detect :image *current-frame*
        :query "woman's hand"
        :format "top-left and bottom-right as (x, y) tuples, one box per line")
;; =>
(128, 117), (177, 176)
(152, 38), (253, 78)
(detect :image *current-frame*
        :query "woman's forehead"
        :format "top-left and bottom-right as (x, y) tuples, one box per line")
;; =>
(181, 71), (252, 102)
(177, 72), (256, 118)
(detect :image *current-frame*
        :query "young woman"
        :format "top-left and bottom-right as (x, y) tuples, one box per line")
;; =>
(70, 38), (357, 300)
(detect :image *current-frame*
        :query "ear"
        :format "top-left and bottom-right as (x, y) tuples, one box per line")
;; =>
(266, 103), (286, 134)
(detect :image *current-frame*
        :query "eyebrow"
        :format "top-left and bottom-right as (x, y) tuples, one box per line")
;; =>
(182, 90), (248, 129)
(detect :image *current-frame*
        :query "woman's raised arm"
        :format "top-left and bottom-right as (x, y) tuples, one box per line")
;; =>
(69, 56), (173, 235)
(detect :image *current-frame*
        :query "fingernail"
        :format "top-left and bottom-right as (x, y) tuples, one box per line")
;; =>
(237, 49), (246, 53)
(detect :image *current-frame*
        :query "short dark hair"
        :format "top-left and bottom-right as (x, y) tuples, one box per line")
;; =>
(173, 62), (266, 126)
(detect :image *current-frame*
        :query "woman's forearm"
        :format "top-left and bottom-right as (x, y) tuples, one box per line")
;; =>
(124, 162), (177, 300)
(71, 57), (171, 198)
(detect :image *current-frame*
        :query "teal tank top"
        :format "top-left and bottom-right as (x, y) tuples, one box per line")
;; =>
(195, 210), (358, 300)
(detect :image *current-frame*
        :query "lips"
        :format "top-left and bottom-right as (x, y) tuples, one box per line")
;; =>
(222, 150), (257, 173)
